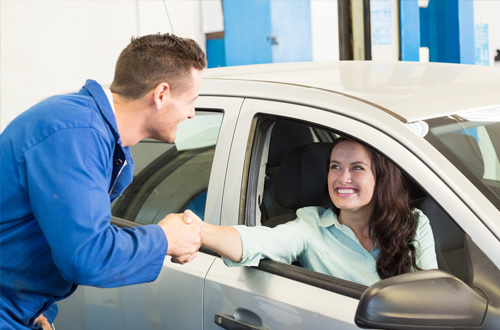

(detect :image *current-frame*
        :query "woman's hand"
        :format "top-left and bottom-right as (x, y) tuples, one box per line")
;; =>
(179, 210), (243, 262)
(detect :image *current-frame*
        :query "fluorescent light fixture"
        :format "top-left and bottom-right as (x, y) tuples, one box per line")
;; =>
(459, 107), (500, 122)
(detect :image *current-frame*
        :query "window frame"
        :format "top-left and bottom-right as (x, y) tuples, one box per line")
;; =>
(235, 101), (484, 298)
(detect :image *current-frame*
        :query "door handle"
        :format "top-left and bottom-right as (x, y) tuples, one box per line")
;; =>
(214, 312), (270, 330)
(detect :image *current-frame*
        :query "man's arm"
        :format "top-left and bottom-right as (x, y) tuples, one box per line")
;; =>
(25, 128), (184, 287)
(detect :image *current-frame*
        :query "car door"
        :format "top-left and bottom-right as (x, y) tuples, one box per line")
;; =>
(202, 97), (500, 329)
(203, 99), (370, 330)
(55, 96), (243, 330)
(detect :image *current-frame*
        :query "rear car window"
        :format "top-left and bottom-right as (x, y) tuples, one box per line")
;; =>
(111, 111), (223, 224)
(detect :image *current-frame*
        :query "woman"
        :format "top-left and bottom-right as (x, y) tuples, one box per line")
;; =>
(186, 138), (437, 286)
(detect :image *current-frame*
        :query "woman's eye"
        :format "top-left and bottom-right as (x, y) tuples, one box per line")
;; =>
(353, 165), (364, 171)
(330, 164), (340, 170)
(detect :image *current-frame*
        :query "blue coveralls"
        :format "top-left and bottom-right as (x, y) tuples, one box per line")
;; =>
(0, 80), (167, 329)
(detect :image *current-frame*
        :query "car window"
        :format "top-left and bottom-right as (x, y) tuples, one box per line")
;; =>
(246, 116), (466, 290)
(419, 108), (500, 211)
(111, 110), (223, 224)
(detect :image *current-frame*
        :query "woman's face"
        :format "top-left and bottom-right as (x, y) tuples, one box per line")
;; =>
(327, 140), (376, 215)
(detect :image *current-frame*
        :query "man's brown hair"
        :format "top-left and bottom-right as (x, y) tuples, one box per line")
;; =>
(110, 33), (206, 100)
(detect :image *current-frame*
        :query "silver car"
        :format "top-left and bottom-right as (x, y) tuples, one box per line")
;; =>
(56, 61), (500, 329)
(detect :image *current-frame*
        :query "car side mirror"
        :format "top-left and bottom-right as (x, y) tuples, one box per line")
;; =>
(355, 270), (487, 329)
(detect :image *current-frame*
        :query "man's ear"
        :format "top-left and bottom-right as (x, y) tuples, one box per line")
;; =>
(153, 83), (170, 110)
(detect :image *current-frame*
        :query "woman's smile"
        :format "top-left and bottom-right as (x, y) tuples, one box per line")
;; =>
(335, 187), (358, 196)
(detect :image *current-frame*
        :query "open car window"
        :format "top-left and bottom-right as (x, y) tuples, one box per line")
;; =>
(246, 116), (466, 295)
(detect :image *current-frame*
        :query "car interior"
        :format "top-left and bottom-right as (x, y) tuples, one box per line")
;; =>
(426, 119), (500, 210)
(111, 143), (215, 224)
(254, 117), (467, 285)
(112, 113), (470, 287)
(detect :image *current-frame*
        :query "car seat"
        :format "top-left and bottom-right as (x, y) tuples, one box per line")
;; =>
(263, 142), (332, 228)
(417, 197), (465, 280)
(260, 121), (316, 222)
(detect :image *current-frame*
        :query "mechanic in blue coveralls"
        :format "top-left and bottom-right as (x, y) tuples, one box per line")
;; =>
(0, 33), (205, 330)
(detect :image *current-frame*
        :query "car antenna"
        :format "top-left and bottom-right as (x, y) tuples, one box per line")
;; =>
(162, 0), (175, 33)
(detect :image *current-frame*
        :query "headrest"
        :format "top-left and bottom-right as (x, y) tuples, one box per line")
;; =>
(267, 121), (315, 167)
(275, 142), (332, 209)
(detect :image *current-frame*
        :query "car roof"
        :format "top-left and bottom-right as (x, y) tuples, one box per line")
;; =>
(203, 61), (500, 123)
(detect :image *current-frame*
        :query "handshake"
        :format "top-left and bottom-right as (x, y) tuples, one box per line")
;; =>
(157, 209), (204, 264)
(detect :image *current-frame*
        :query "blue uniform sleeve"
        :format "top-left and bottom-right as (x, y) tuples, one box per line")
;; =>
(24, 127), (167, 287)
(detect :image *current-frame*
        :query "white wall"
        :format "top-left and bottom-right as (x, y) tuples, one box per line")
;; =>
(311, 0), (339, 62)
(370, 0), (400, 61)
(2, 0), (500, 131)
(0, 0), (205, 131)
(474, 0), (498, 66)
(491, 1), (500, 66)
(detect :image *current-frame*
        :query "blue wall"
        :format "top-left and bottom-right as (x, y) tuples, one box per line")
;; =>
(223, 0), (273, 66)
(270, 0), (312, 63)
(399, 0), (420, 61)
(207, 0), (312, 68)
(206, 38), (227, 69)
(420, 0), (475, 64)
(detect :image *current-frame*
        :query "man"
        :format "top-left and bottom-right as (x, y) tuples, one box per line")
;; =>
(0, 33), (206, 329)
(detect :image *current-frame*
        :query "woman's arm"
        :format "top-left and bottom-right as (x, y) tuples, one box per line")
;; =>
(184, 210), (243, 262)
(414, 209), (438, 269)
(180, 208), (315, 267)
(202, 222), (243, 262)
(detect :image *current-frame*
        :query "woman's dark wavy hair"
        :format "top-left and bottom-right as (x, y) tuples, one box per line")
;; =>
(329, 137), (421, 279)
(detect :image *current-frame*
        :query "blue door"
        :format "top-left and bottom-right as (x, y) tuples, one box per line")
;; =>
(207, 0), (312, 68)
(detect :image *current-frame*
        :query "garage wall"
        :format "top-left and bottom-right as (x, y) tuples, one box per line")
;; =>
(495, 2), (500, 66)
(370, 0), (400, 61)
(2, 0), (499, 132)
(474, 0), (500, 66)
(310, 0), (340, 62)
(0, 1), (205, 132)
(1, 0), (341, 132)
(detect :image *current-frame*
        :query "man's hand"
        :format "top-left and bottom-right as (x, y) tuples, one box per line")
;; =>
(170, 252), (198, 264)
(157, 211), (202, 263)
(33, 314), (51, 330)
(170, 210), (204, 264)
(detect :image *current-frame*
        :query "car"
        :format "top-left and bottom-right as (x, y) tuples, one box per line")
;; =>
(55, 61), (500, 329)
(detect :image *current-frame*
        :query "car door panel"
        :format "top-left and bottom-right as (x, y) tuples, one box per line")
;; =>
(204, 259), (360, 330)
(56, 253), (216, 329)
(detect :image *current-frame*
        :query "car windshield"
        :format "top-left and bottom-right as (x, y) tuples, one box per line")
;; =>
(418, 108), (500, 211)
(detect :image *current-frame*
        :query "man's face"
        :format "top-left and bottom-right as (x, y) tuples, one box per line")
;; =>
(149, 68), (202, 143)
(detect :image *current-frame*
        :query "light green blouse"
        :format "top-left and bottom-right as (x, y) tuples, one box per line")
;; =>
(223, 206), (438, 286)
